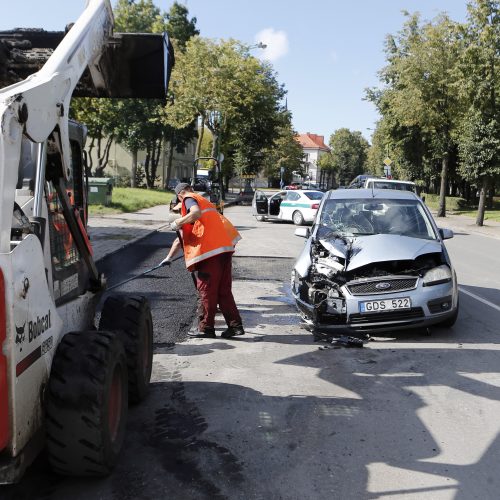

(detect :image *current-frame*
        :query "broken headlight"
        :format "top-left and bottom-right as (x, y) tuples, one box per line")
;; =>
(423, 265), (452, 286)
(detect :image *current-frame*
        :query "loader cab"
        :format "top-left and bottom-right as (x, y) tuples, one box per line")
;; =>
(45, 121), (92, 305)
(13, 121), (92, 306)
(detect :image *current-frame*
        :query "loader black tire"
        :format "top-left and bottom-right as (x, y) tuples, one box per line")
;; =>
(99, 294), (153, 404)
(46, 331), (128, 477)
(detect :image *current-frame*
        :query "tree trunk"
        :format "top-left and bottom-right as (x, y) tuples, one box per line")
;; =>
(87, 136), (95, 175)
(144, 144), (152, 188)
(195, 117), (204, 159)
(131, 149), (138, 188)
(166, 134), (175, 189)
(151, 139), (162, 188)
(436, 154), (448, 217)
(476, 177), (488, 226)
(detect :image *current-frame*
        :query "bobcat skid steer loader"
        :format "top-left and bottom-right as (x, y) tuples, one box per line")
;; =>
(0, 0), (174, 482)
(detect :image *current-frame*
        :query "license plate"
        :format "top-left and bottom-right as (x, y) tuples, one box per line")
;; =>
(359, 297), (411, 313)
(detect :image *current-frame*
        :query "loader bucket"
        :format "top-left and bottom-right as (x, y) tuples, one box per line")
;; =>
(85, 32), (175, 98)
(0, 30), (174, 98)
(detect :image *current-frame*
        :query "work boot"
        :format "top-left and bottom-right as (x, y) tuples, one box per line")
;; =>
(221, 325), (245, 338)
(188, 327), (216, 339)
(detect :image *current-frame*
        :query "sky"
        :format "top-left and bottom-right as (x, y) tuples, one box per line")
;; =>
(0, 0), (469, 143)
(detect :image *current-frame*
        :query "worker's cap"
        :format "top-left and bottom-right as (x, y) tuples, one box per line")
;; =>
(174, 182), (191, 195)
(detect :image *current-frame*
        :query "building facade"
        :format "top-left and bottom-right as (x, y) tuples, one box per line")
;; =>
(88, 136), (197, 187)
(295, 133), (330, 184)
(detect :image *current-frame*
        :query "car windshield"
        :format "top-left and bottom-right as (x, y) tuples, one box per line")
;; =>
(304, 191), (323, 200)
(370, 181), (416, 192)
(318, 198), (436, 239)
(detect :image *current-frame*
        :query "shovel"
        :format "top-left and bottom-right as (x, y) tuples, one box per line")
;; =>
(106, 255), (183, 291)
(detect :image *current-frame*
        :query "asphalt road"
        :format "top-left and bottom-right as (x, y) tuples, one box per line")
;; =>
(3, 205), (500, 500)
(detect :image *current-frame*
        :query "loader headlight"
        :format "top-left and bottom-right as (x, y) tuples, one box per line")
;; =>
(423, 265), (452, 286)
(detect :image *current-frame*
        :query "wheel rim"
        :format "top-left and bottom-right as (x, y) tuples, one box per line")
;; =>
(294, 212), (302, 224)
(108, 365), (123, 442)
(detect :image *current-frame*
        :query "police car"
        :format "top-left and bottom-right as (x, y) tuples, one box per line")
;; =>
(252, 189), (324, 225)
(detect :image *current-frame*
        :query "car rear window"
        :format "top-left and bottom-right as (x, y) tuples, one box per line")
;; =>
(371, 181), (416, 193)
(304, 192), (324, 200)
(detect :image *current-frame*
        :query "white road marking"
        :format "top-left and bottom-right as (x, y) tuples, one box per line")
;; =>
(459, 286), (500, 312)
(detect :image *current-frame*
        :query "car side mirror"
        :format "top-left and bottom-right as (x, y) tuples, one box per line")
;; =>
(294, 227), (310, 238)
(439, 228), (454, 240)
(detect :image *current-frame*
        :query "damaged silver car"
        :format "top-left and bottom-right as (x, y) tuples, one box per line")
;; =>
(292, 189), (459, 333)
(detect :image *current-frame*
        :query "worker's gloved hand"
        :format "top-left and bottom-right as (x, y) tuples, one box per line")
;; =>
(160, 257), (172, 267)
(170, 220), (180, 231)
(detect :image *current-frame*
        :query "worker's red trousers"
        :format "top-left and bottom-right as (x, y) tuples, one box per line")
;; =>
(195, 252), (242, 332)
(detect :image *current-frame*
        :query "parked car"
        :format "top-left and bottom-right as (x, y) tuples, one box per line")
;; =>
(348, 174), (377, 189)
(167, 178), (180, 190)
(292, 189), (458, 334)
(363, 178), (417, 193)
(285, 182), (303, 190)
(192, 176), (210, 192)
(252, 189), (324, 225)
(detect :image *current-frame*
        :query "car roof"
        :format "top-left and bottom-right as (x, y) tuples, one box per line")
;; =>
(327, 188), (419, 200)
(366, 178), (416, 185)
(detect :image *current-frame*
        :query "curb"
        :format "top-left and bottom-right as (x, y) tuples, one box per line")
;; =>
(93, 201), (240, 263)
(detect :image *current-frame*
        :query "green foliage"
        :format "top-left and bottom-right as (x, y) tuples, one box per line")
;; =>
(166, 2), (199, 50)
(165, 36), (286, 184)
(88, 187), (174, 215)
(261, 112), (304, 183)
(113, 0), (166, 33)
(422, 193), (467, 211)
(328, 128), (369, 185)
(455, 1), (500, 188)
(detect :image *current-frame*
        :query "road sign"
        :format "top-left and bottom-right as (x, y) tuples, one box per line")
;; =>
(383, 157), (392, 166)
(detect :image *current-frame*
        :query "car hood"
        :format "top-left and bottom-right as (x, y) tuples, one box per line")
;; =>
(317, 233), (442, 271)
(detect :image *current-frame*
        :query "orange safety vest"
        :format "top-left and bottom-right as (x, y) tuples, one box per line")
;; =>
(180, 192), (241, 270)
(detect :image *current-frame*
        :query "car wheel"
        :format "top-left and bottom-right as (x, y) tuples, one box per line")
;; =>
(256, 215), (266, 222)
(440, 300), (459, 328)
(293, 211), (305, 226)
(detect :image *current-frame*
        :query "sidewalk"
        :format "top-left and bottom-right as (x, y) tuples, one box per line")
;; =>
(431, 210), (500, 241)
(88, 193), (240, 261)
(88, 204), (170, 261)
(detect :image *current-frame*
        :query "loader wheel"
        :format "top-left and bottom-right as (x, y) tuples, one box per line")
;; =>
(46, 331), (128, 477)
(99, 294), (153, 404)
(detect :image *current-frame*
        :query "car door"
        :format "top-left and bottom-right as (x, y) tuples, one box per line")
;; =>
(252, 190), (269, 216)
(269, 191), (286, 217)
(280, 191), (300, 221)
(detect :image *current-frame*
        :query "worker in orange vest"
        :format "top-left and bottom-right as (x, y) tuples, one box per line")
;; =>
(160, 183), (244, 338)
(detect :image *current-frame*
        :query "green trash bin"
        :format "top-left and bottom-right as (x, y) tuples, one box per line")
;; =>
(88, 177), (113, 206)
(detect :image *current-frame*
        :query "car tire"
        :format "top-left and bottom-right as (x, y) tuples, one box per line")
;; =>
(99, 295), (153, 404)
(440, 300), (459, 328)
(46, 331), (128, 476)
(256, 215), (266, 222)
(293, 210), (305, 226)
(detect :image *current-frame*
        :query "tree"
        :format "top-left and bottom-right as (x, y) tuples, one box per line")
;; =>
(165, 2), (199, 50)
(328, 128), (369, 185)
(70, 98), (121, 176)
(261, 112), (304, 187)
(368, 13), (461, 216)
(455, 0), (500, 225)
(163, 2), (200, 187)
(165, 37), (285, 188)
(113, 0), (166, 33)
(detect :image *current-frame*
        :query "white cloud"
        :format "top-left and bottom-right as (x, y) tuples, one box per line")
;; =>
(255, 28), (289, 62)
